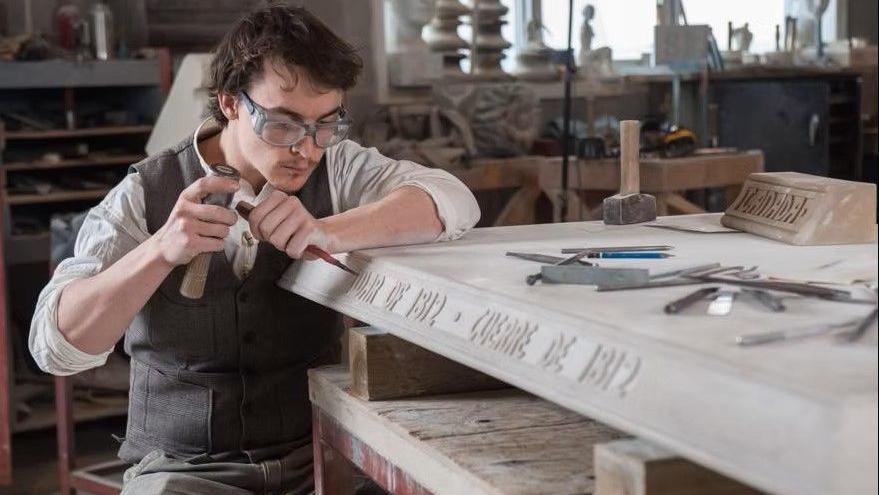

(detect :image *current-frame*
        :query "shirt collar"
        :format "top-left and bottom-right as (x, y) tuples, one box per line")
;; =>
(192, 117), (273, 201)
(193, 118), (219, 176)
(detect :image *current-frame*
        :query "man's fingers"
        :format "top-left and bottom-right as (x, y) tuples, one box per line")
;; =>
(186, 203), (238, 226)
(258, 200), (300, 240)
(194, 236), (225, 253)
(195, 221), (231, 239)
(284, 226), (314, 259)
(180, 176), (239, 203)
(268, 216), (301, 253)
(247, 192), (287, 241)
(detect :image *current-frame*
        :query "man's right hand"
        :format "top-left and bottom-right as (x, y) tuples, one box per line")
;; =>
(151, 176), (239, 266)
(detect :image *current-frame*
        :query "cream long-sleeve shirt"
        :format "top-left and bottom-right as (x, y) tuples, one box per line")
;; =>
(29, 120), (480, 375)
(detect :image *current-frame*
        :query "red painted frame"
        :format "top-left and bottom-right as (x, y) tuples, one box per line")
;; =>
(312, 407), (433, 495)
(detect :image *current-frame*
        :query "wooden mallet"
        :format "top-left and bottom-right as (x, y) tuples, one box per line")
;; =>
(602, 120), (657, 225)
(179, 164), (240, 299)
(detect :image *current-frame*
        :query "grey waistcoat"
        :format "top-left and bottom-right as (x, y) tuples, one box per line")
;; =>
(119, 136), (341, 464)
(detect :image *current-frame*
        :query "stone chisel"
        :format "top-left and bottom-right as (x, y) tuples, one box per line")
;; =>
(235, 201), (359, 276)
(525, 248), (597, 285)
(664, 287), (719, 314)
(560, 245), (672, 254)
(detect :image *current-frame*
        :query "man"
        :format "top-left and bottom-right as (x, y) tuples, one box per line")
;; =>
(29, 5), (479, 494)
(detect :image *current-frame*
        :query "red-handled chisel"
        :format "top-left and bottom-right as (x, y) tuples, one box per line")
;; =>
(235, 201), (359, 276)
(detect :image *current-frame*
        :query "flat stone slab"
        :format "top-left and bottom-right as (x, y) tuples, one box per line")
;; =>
(280, 214), (878, 495)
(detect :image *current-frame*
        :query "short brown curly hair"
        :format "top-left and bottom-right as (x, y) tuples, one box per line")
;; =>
(206, 4), (363, 127)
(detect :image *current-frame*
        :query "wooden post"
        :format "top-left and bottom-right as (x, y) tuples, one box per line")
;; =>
(594, 439), (760, 495)
(312, 408), (356, 495)
(55, 376), (76, 495)
(0, 154), (11, 484)
(349, 327), (506, 401)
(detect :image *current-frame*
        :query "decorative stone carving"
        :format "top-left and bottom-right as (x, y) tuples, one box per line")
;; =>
(434, 82), (540, 157)
(387, 0), (443, 87)
(472, 0), (512, 80)
(514, 2), (558, 82)
(579, 4), (595, 53)
(578, 4), (613, 79)
(423, 0), (471, 78)
(358, 103), (477, 170)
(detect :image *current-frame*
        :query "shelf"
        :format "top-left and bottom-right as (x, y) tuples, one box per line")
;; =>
(6, 188), (110, 205)
(13, 397), (127, 434)
(4, 125), (152, 140)
(0, 58), (161, 90)
(2, 154), (145, 171)
(4, 232), (50, 265)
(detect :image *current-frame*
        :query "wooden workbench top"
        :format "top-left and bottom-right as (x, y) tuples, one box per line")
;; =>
(283, 214), (877, 495)
(471, 151), (764, 192)
(309, 365), (625, 495)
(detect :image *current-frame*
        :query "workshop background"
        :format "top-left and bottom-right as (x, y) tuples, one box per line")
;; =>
(0, 1), (876, 494)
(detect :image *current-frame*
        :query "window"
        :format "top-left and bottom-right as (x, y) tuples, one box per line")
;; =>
(534, 0), (793, 61)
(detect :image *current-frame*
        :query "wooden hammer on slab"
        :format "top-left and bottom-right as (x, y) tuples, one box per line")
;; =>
(602, 120), (657, 225)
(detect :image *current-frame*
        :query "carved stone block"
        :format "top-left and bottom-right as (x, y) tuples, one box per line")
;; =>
(721, 172), (878, 245)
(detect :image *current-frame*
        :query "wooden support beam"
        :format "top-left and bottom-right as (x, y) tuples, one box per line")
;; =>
(664, 193), (706, 214)
(594, 439), (761, 495)
(348, 327), (507, 401)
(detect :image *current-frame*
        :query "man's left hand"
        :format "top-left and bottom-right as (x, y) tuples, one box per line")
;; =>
(246, 190), (330, 259)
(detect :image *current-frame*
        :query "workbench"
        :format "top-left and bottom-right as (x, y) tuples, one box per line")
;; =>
(309, 365), (622, 495)
(457, 151), (763, 225)
(283, 214), (877, 495)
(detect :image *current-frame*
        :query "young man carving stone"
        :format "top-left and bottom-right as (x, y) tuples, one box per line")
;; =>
(29, 6), (479, 493)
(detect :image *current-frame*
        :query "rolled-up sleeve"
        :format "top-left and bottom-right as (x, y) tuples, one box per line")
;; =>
(327, 140), (480, 241)
(29, 173), (149, 375)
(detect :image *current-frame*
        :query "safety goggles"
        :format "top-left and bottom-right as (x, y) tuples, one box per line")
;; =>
(238, 90), (351, 149)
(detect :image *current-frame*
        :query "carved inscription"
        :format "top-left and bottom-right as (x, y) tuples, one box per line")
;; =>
(405, 288), (447, 327)
(469, 309), (537, 359)
(539, 332), (577, 373)
(349, 272), (386, 305)
(384, 281), (410, 312)
(578, 345), (641, 397)
(729, 184), (814, 227)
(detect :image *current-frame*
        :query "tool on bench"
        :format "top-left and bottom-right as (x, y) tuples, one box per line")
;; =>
(235, 201), (359, 276)
(707, 289), (738, 316)
(664, 287), (720, 314)
(540, 266), (650, 286)
(506, 252), (593, 266)
(835, 306), (878, 342)
(736, 308), (876, 346)
(597, 263), (722, 291)
(585, 252), (673, 259)
(180, 164), (240, 299)
(525, 248), (601, 285)
(560, 245), (673, 254)
(684, 274), (853, 302)
(597, 278), (704, 291)
(650, 263), (721, 280)
(736, 319), (860, 346)
(732, 266), (760, 279)
(603, 120), (657, 225)
(742, 288), (786, 312)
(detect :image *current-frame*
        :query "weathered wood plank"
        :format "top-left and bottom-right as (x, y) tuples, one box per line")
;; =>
(594, 439), (761, 495)
(349, 327), (506, 400)
(310, 365), (626, 495)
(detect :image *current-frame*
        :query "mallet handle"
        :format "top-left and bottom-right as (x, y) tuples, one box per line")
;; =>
(180, 252), (213, 299)
(619, 120), (640, 196)
(179, 163), (239, 299)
